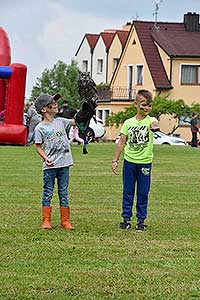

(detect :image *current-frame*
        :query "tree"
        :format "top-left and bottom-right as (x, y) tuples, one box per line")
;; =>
(107, 105), (136, 127)
(107, 96), (200, 134)
(29, 60), (81, 108)
(152, 97), (200, 134)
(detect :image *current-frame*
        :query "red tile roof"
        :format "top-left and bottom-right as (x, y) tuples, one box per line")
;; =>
(85, 34), (99, 51)
(152, 30), (200, 57)
(75, 34), (99, 56)
(116, 30), (129, 48)
(75, 29), (129, 56)
(134, 21), (186, 89)
(100, 32), (115, 51)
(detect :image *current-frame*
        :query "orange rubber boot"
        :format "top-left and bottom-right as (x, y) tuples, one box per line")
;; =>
(41, 206), (52, 229)
(60, 207), (75, 230)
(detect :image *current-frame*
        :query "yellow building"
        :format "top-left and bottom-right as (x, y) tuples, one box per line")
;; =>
(97, 13), (200, 141)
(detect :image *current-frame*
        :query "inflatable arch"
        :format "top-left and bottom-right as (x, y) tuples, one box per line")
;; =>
(0, 27), (27, 145)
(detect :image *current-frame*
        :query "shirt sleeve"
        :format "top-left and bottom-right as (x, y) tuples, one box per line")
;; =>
(34, 126), (43, 144)
(120, 120), (128, 136)
(61, 118), (72, 132)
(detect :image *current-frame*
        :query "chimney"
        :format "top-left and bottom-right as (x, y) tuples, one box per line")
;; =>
(122, 22), (132, 31)
(184, 12), (200, 32)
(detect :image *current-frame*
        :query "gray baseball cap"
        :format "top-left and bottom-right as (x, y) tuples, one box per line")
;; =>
(35, 93), (61, 113)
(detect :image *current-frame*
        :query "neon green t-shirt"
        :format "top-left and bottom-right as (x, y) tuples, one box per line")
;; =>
(120, 115), (154, 164)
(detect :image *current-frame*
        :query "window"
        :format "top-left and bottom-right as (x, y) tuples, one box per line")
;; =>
(82, 60), (88, 72)
(113, 58), (119, 72)
(181, 65), (200, 85)
(97, 109), (103, 120)
(128, 65), (133, 99)
(104, 109), (110, 123)
(97, 59), (103, 73)
(96, 109), (110, 124)
(136, 65), (143, 85)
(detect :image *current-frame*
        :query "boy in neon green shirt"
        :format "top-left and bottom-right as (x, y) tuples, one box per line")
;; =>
(112, 89), (158, 231)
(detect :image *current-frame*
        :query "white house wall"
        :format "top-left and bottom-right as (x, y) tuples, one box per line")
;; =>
(92, 36), (107, 84)
(75, 38), (91, 74)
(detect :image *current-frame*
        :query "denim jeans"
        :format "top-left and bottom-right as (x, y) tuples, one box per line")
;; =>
(42, 167), (69, 207)
(122, 159), (152, 223)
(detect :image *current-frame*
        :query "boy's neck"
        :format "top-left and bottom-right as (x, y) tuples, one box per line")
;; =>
(136, 112), (147, 121)
(43, 113), (55, 123)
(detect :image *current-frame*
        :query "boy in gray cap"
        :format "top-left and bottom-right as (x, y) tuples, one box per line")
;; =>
(34, 93), (75, 230)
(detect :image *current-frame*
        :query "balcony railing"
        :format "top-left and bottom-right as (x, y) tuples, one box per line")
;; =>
(97, 87), (136, 101)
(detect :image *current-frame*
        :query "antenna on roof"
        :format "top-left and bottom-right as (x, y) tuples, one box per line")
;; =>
(132, 12), (139, 22)
(153, 0), (162, 30)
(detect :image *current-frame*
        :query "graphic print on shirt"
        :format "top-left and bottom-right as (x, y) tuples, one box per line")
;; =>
(44, 127), (69, 159)
(128, 125), (149, 151)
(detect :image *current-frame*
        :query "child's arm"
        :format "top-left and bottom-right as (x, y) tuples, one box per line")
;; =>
(71, 118), (76, 126)
(35, 144), (53, 167)
(112, 134), (127, 175)
(150, 117), (160, 132)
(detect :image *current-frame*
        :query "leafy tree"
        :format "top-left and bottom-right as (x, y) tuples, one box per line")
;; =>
(96, 82), (110, 89)
(107, 96), (200, 134)
(150, 96), (175, 119)
(107, 105), (136, 127)
(29, 60), (81, 108)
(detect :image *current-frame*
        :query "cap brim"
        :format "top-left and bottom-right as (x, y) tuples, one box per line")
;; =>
(53, 94), (61, 101)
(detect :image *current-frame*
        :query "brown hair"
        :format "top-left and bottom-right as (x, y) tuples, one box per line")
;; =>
(135, 89), (152, 103)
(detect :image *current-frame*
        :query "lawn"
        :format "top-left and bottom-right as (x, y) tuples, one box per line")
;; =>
(0, 143), (200, 300)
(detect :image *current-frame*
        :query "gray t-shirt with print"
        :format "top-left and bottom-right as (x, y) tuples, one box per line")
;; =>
(34, 118), (73, 170)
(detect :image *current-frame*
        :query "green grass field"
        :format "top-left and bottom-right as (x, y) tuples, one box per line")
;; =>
(0, 143), (200, 300)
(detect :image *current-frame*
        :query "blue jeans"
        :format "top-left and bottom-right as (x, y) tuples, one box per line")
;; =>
(122, 159), (152, 223)
(42, 167), (69, 207)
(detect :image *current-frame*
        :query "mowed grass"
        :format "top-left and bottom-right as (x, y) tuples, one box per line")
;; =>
(0, 143), (200, 300)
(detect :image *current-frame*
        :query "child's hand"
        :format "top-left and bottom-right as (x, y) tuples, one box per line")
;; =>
(112, 161), (118, 175)
(45, 159), (53, 167)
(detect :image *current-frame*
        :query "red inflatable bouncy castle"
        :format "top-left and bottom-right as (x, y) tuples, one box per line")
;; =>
(0, 27), (27, 145)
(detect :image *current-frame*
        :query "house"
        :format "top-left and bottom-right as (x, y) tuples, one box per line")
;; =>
(75, 26), (130, 86)
(97, 12), (200, 141)
(92, 31), (115, 84)
(75, 26), (130, 128)
(75, 34), (99, 75)
(106, 30), (129, 86)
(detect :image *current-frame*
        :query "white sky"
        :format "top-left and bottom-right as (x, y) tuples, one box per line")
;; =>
(0, 0), (199, 98)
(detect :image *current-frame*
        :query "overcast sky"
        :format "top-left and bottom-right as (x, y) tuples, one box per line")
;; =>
(1, 0), (199, 98)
